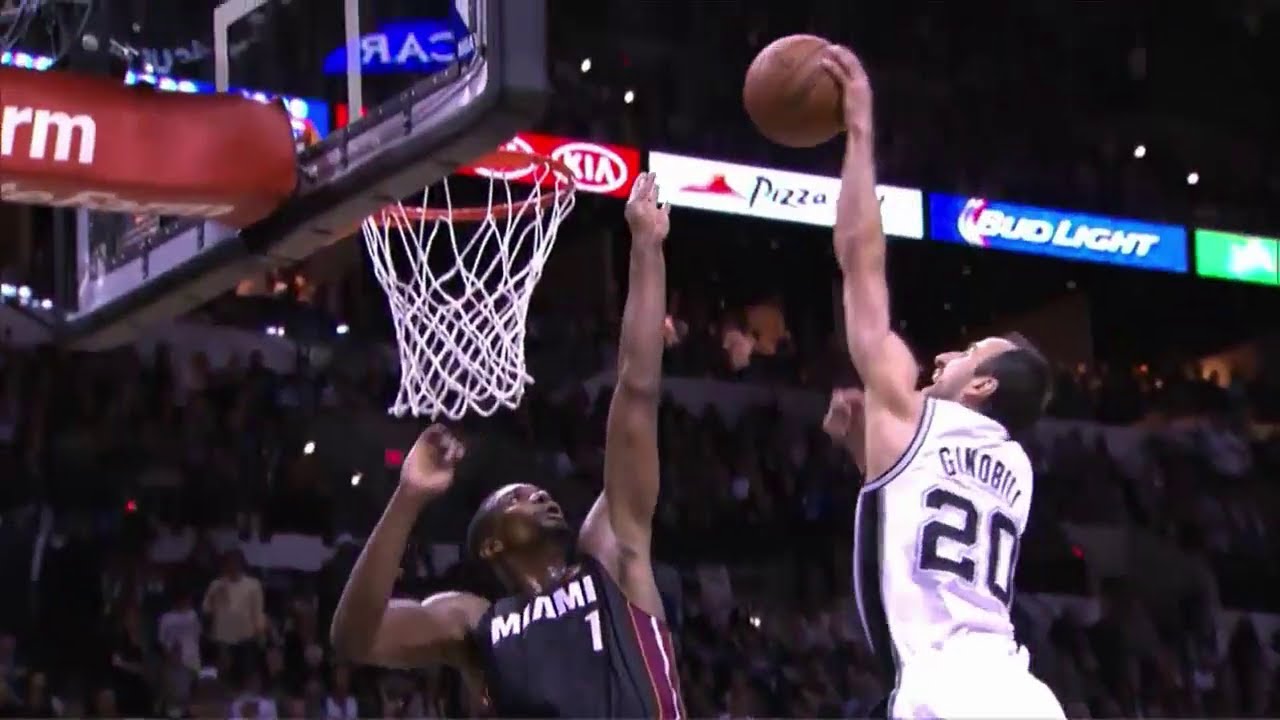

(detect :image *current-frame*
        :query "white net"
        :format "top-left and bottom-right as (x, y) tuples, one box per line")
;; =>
(361, 156), (576, 419)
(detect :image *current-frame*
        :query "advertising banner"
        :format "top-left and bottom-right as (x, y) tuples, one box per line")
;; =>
(646, 151), (925, 239)
(929, 194), (1188, 272)
(456, 133), (641, 199)
(321, 16), (476, 76)
(1194, 229), (1280, 286)
(0, 66), (297, 227)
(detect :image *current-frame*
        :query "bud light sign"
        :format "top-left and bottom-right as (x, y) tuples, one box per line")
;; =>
(322, 16), (475, 76)
(929, 194), (1187, 273)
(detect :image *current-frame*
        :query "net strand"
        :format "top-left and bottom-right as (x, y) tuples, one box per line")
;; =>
(361, 160), (575, 419)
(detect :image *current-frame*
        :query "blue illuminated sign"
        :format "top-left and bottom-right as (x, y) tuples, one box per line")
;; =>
(322, 16), (475, 75)
(929, 193), (1188, 273)
(124, 71), (330, 139)
(0, 50), (55, 70)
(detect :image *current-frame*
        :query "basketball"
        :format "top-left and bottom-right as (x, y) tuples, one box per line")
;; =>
(743, 34), (843, 148)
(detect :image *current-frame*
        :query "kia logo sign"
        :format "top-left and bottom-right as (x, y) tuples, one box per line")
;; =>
(460, 133), (640, 199)
(552, 143), (630, 195)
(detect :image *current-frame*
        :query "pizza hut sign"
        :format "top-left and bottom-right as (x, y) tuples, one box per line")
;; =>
(460, 132), (640, 199)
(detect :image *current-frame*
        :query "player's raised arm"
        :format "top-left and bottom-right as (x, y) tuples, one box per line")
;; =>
(331, 426), (489, 669)
(823, 47), (921, 422)
(579, 173), (669, 612)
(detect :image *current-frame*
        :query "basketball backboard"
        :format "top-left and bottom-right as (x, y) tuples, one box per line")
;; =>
(58, 0), (547, 348)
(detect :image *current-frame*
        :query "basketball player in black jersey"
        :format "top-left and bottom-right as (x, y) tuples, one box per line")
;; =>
(330, 172), (683, 718)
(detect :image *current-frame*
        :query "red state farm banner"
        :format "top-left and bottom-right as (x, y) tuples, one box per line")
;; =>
(0, 66), (297, 227)
(458, 132), (640, 198)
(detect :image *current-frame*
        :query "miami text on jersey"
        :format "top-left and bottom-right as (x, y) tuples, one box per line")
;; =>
(489, 575), (600, 645)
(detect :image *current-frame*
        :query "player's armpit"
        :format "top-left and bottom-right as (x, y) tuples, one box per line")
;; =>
(336, 592), (489, 670)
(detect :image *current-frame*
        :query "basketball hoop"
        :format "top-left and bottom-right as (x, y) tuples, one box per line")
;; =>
(361, 149), (577, 419)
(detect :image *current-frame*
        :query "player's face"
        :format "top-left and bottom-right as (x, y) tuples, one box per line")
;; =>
(924, 336), (1016, 402)
(484, 483), (569, 553)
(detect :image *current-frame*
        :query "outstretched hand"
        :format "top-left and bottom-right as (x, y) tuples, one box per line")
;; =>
(400, 424), (465, 498)
(624, 172), (670, 247)
(822, 387), (865, 444)
(820, 45), (874, 143)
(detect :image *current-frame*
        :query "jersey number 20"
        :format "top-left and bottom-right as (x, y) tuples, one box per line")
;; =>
(916, 487), (1019, 605)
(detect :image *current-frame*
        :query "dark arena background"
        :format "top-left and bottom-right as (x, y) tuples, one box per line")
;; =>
(2, 1), (1280, 717)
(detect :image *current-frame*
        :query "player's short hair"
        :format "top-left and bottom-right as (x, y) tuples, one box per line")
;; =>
(974, 332), (1051, 433)
(465, 503), (494, 560)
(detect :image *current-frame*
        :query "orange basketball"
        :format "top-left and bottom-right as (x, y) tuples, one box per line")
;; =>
(743, 34), (843, 148)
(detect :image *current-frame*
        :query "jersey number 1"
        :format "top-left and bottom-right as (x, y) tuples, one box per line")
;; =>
(585, 609), (604, 653)
(916, 487), (1019, 605)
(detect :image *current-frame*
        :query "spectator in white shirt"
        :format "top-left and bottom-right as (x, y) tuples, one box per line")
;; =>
(158, 592), (202, 672)
(228, 671), (277, 720)
(203, 550), (265, 677)
(324, 665), (359, 720)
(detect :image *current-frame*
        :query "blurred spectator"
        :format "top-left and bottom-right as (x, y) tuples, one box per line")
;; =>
(228, 672), (277, 720)
(108, 607), (151, 716)
(745, 296), (790, 357)
(202, 551), (265, 679)
(322, 666), (358, 720)
(157, 592), (202, 672)
(18, 670), (61, 717)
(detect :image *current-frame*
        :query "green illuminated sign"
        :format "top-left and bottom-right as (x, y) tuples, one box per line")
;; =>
(1194, 229), (1280, 286)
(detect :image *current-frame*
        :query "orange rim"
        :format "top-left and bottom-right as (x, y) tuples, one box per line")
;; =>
(368, 149), (577, 226)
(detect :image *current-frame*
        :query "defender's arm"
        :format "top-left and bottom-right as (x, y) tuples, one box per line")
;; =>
(331, 428), (488, 668)
(580, 173), (669, 618)
(823, 388), (868, 474)
(336, 591), (489, 669)
(825, 48), (921, 422)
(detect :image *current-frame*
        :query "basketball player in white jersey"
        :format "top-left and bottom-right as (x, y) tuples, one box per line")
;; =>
(821, 46), (1065, 719)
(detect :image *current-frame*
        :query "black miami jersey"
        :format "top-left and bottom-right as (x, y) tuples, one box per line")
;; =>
(472, 555), (684, 718)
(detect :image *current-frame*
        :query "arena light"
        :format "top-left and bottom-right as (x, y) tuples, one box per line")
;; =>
(336, 323), (350, 335)
(0, 50), (55, 71)
(350, 472), (362, 487)
(623, 89), (635, 105)
(580, 58), (592, 74)
(384, 448), (406, 467)
(1132, 144), (1146, 159)
(303, 441), (316, 456)
(1187, 172), (1200, 186)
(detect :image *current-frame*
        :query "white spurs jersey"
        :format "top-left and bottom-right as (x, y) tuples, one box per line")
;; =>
(853, 396), (1033, 678)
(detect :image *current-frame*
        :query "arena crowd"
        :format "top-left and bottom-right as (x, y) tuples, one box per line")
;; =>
(1, 311), (1279, 718)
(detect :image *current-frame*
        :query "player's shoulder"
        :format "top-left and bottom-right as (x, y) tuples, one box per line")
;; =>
(924, 397), (1010, 440)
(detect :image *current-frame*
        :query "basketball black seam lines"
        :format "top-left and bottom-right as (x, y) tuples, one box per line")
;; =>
(788, 40), (834, 109)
